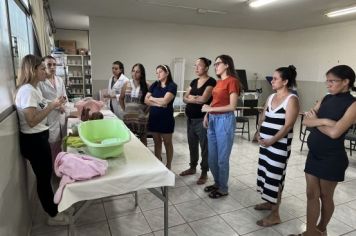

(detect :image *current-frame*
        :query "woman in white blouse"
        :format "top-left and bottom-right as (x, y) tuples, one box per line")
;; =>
(105, 61), (129, 118)
(38, 55), (67, 161)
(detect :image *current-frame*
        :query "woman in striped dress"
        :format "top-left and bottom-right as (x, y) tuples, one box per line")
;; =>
(254, 65), (300, 227)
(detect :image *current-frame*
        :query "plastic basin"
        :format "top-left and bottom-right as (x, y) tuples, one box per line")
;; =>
(78, 119), (131, 159)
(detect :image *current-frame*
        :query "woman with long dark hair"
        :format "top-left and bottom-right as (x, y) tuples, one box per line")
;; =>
(105, 60), (129, 117)
(202, 55), (239, 198)
(291, 65), (356, 236)
(119, 63), (150, 145)
(145, 65), (177, 169)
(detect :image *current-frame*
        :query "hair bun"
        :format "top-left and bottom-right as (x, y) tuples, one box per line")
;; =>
(206, 59), (212, 66)
(288, 65), (296, 71)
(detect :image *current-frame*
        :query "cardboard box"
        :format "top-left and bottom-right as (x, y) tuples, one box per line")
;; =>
(58, 40), (76, 54)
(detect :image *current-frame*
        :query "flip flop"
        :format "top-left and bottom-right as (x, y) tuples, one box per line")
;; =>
(317, 229), (327, 236)
(179, 168), (196, 176)
(208, 191), (228, 199)
(254, 203), (272, 211)
(256, 218), (281, 227)
(204, 185), (218, 192)
(196, 175), (207, 185)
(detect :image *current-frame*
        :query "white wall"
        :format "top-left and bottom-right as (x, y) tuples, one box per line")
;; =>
(284, 20), (356, 109)
(54, 29), (89, 50)
(286, 20), (356, 82)
(89, 17), (284, 96)
(0, 112), (33, 236)
(89, 16), (356, 110)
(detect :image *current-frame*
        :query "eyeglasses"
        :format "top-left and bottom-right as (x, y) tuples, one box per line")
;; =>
(325, 79), (342, 84)
(46, 63), (56, 67)
(213, 62), (224, 67)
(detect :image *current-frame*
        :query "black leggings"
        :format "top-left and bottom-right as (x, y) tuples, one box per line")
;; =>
(20, 130), (58, 217)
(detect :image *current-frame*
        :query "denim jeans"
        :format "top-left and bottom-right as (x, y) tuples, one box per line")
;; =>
(187, 118), (208, 172)
(207, 112), (235, 193)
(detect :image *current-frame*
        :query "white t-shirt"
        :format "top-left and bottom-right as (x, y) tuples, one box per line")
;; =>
(15, 84), (49, 134)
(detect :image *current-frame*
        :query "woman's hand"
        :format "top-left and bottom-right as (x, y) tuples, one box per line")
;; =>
(304, 109), (317, 119)
(59, 105), (65, 114)
(51, 96), (66, 109)
(201, 104), (212, 113)
(258, 138), (274, 148)
(203, 114), (209, 128)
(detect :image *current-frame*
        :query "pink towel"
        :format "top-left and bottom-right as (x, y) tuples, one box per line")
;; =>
(54, 152), (108, 204)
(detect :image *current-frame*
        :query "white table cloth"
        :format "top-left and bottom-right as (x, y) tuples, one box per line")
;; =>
(60, 109), (175, 236)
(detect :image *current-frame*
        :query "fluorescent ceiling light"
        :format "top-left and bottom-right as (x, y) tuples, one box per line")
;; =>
(326, 5), (356, 17)
(249, 0), (277, 8)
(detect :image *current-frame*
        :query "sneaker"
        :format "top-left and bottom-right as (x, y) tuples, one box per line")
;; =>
(47, 212), (70, 226)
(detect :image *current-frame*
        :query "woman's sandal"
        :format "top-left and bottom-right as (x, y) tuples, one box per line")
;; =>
(287, 232), (305, 236)
(316, 228), (327, 236)
(254, 203), (272, 211)
(179, 168), (196, 176)
(208, 190), (228, 199)
(288, 230), (324, 236)
(204, 185), (218, 192)
(256, 218), (281, 227)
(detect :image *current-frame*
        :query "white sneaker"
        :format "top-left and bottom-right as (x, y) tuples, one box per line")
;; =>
(47, 212), (70, 226)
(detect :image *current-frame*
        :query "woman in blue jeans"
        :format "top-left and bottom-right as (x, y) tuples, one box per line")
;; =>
(202, 55), (240, 198)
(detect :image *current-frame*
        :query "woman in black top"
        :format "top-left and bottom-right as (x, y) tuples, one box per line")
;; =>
(291, 65), (356, 236)
(179, 57), (216, 184)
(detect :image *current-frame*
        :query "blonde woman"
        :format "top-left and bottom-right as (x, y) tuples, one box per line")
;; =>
(15, 54), (68, 225)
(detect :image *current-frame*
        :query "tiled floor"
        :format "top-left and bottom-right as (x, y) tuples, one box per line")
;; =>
(31, 116), (356, 236)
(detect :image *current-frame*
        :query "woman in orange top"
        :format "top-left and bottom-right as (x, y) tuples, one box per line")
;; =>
(202, 55), (239, 198)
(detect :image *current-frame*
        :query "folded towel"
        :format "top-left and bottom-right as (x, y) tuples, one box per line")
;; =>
(66, 136), (86, 148)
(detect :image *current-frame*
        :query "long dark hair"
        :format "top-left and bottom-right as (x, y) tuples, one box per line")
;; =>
(198, 57), (212, 68)
(275, 65), (297, 88)
(113, 60), (124, 75)
(132, 63), (148, 104)
(326, 65), (355, 91)
(156, 64), (174, 86)
(215, 54), (237, 79)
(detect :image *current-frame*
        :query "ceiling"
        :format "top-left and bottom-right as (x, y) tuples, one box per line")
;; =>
(48, 0), (356, 31)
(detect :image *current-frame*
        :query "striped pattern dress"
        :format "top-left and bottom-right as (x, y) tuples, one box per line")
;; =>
(257, 93), (297, 204)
